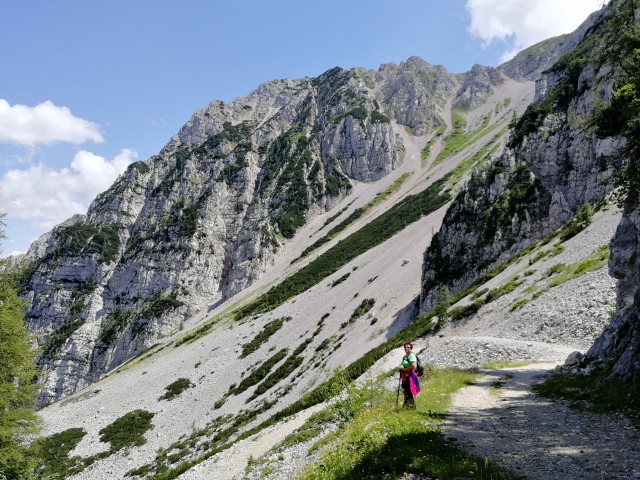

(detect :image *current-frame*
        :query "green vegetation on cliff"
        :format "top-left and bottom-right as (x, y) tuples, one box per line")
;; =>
(47, 223), (121, 263)
(260, 129), (314, 238)
(509, 3), (633, 148)
(41, 318), (85, 356)
(426, 160), (549, 293)
(510, 35), (599, 145)
(592, 0), (640, 211)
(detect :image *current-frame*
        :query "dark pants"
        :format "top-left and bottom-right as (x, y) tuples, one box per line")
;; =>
(402, 378), (415, 408)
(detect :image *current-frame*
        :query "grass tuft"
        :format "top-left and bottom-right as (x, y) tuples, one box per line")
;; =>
(341, 298), (375, 328)
(240, 317), (288, 358)
(296, 173), (411, 261)
(29, 428), (88, 478)
(160, 378), (193, 401)
(99, 409), (155, 452)
(534, 367), (640, 423)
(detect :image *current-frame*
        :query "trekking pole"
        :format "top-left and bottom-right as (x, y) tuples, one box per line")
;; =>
(396, 374), (401, 408)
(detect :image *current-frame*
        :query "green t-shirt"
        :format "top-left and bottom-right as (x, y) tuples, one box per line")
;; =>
(401, 352), (417, 368)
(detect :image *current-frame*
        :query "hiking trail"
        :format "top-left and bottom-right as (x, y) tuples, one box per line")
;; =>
(443, 363), (640, 480)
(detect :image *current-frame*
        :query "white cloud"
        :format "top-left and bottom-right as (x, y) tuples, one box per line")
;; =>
(0, 148), (135, 230)
(0, 99), (105, 146)
(466, 0), (609, 62)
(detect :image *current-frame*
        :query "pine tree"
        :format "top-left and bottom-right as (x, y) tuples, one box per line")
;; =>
(0, 215), (41, 479)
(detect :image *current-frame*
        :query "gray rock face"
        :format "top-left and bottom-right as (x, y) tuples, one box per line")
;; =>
(375, 56), (459, 136)
(565, 351), (585, 367)
(419, 4), (622, 313)
(455, 64), (504, 110)
(498, 7), (605, 81)
(587, 209), (640, 382)
(419, 153), (553, 312)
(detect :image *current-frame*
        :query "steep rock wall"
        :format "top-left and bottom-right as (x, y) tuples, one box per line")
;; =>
(588, 208), (640, 381)
(455, 64), (504, 110)
(419, 5), (621, 313)
(375, 56), (458, 136)
(585, 0), (640, 383)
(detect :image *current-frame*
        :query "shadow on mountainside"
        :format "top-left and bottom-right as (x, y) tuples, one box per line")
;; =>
(443, 366), (640, 479)
(386, 296), (420, 340)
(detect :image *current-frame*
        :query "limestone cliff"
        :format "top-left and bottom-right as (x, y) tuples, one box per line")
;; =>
(375, 56), (458, 135)
(420, 4), (621, 312)
(455, 64), (504, 110)
(585, 0), (640, 383)
(588, 208), (640, 382)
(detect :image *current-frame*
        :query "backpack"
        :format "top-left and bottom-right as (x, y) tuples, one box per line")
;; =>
(415, 355), (425, 377)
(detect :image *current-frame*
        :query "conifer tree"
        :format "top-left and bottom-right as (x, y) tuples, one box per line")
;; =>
(0, 214), (40, 479)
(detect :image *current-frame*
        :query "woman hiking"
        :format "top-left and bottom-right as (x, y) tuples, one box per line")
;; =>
(399, 342), (420, 408)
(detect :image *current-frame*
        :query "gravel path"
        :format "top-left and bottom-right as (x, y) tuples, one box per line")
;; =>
(444, 364), (640, 480)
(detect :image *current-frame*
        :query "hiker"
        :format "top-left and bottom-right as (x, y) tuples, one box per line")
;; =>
(399, 342), (420, 408)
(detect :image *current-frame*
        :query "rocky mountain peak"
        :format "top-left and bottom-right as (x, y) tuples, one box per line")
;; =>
(375, 56), (459, 135)
(455, 64), (505, 110)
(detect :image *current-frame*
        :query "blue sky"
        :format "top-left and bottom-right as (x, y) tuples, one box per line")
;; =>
(0, 0), (607, 256)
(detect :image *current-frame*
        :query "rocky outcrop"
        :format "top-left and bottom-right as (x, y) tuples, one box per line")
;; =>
(375, 56), (459, 136)
(498, 7), (605, 81)
(455, 64), (504, 110)
(420, 3), (623, 313)
(587, 192), (640, 382)
(420, 153), (551, 311)
(584, 0), (640, 383)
